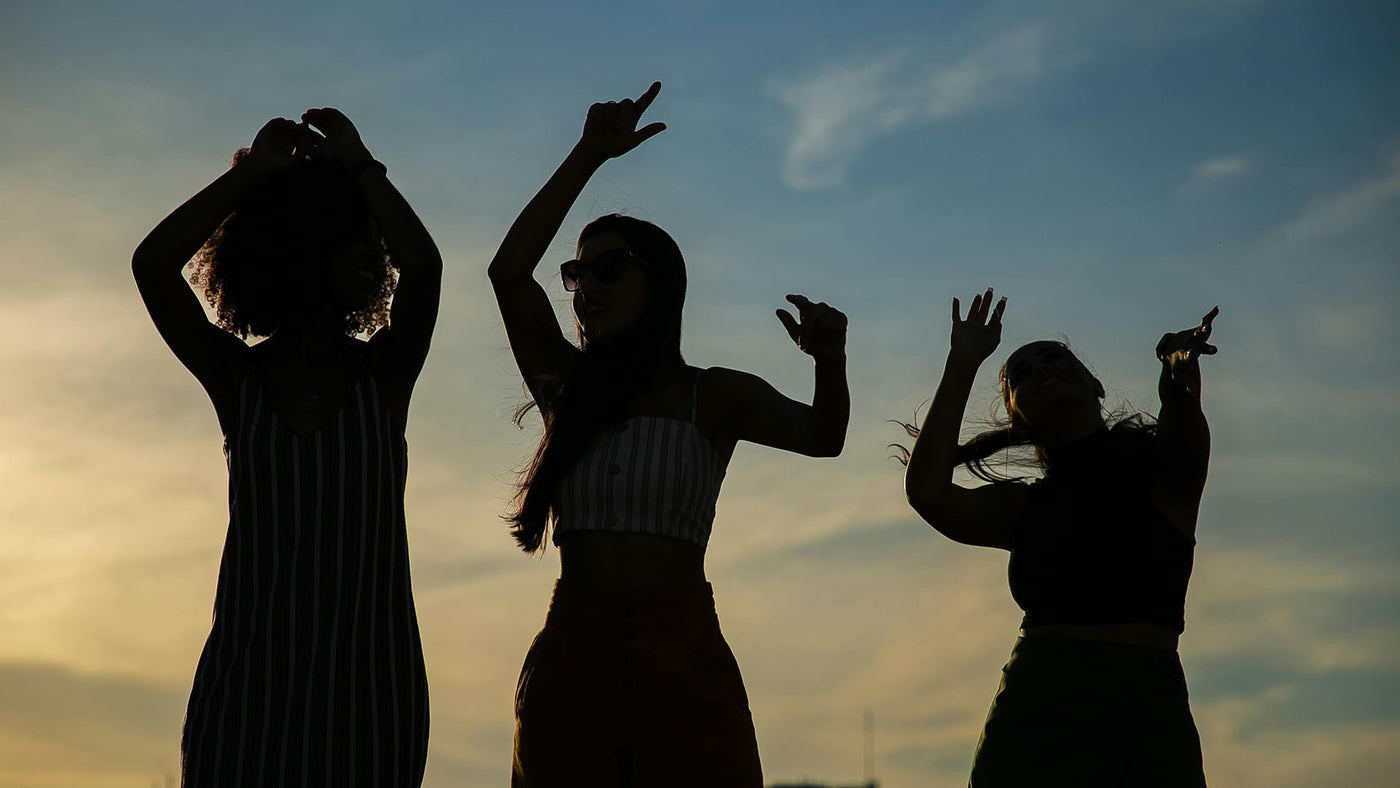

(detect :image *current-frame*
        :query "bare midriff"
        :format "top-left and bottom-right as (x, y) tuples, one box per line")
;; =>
(1021, 622), (1180, 651)
(557, 531), (707, 587)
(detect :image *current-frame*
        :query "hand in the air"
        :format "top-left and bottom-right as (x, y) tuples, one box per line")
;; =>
(301, 107), (373, 168)
(246, 117), (320, 172)
(576, 81), (667, 163)
(776, 295), (847, 361)
(949, 287), (1007, 368)
(1156, 306), (1220, 365)
(1156, 306), (1219, 396)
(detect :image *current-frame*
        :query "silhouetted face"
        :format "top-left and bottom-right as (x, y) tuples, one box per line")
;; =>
(326, 231), (383, 312)
(572, 233), (648, 344)
(1003, 341), (1104, 434)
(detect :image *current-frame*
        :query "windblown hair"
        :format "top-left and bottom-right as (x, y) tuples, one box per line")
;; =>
(507, 214), (688, 554)
(892, 341), (1156, 483)
(190, 149), (395, 339)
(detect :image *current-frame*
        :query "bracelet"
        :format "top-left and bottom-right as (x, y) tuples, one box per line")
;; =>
(350, 158), (387, 179)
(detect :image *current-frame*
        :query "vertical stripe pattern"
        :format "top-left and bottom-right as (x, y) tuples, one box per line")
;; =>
(551, 413), (728, 549)
(181, 363), (429, 787)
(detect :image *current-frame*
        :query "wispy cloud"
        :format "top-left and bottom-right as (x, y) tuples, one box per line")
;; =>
(1275, 154), (1400, 243)
(1193, 155), (1250, 180)
(1182, 153), (1252, 192)
(778, 26), (1050, 189)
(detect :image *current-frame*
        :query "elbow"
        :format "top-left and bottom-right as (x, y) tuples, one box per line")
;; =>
(904, 482), (940, 522)
(131, 247), (159, 284)
(405, 250), (444, 279)
(904, 480), (958, 528)
(813, 433), (845, 458)
(486, 254), (518, 287)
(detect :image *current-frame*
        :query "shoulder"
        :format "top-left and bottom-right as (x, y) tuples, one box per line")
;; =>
(692, 366), (770, 410)
(1108, 424), (1161, 476)
(695, 366), (764, 395)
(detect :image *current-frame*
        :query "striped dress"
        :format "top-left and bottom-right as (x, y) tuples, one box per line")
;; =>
(181, 358), (429, 787)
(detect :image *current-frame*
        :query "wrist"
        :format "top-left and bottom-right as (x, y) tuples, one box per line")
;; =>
(945, 350), (986, 374)
(349, 157), (387, 180)
(238, 151), (286, 180)
(567, 141), (609, 171)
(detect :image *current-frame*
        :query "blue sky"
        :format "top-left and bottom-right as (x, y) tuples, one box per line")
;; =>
(1, 1), (1397, 785)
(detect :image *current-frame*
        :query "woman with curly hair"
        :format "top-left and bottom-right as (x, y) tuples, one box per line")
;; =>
(133, 110), (441, 787)
(491, 82), (849, 787)
(901, 288), (1218, 787)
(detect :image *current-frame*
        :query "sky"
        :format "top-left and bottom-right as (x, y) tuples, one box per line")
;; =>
(1, 0), (1397, 785)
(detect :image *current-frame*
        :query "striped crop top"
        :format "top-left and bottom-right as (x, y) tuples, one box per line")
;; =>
(551, 372), (727, 549)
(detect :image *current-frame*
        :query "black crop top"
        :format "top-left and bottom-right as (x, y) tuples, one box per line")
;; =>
(1008, 428), (1195, 634)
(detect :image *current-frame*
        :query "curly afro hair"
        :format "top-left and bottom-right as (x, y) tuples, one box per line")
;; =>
(190, 149), (397, 339)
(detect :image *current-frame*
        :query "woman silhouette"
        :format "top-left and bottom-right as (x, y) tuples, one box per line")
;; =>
(490, 82), (850, 787)
(902, 289), (1217, 787)
(133, 110), (440, 786)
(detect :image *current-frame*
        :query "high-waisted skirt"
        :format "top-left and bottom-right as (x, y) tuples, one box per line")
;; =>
(511, 579), (763, 788)
(969, 634), (1206, 787)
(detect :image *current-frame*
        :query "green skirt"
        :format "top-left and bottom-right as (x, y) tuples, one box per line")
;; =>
(969, 634), (1206, 788)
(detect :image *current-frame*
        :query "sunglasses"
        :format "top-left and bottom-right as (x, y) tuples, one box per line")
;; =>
(560, 249), (644, 292)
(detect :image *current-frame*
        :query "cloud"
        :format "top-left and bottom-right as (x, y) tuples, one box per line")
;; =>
(1300, 304), (1385, 358)
(1182, 153), (1252, 192)
(778, 26), (1049, 189)
(1275, 154), (1400, 243)
(1193, 155), (1250, 180)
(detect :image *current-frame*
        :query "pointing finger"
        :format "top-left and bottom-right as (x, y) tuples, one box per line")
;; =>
(776, 309), (800, 343)
(634, 81), (662, 113)
(786, 294), (815, 313)
(952, 297), (962, 324)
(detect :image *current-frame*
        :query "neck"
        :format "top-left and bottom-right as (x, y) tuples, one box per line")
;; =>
(272, 304), (350, 360)
(1031, 413), (1107, 449)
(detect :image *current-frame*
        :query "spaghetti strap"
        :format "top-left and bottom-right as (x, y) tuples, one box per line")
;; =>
(690, 368), (707, 424)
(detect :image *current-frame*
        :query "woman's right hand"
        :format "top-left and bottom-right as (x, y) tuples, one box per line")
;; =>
(949, 287), (1006, 368)
(244, 117), (318, 174)
(575, 82), (667, 163)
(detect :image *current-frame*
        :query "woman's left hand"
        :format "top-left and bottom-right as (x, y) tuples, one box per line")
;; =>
(301, 107), (374, 168)
(1157, 306), (1219, 364)
(777, 294), (847, 361)
(1156, 306), (1219, 395)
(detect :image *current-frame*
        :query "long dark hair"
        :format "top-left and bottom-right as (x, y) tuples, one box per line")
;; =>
(893, 341), (1156, 483)
(507, 214), (687, 553)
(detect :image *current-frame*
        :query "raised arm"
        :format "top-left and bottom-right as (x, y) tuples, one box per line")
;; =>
(904, 289), (1025, 550)
(718, 295), (849, 457)
(302, 108), (443, 388)
(132, 119), (312, 397)
(488, 82), (667, 408)
(1152, 306), (1218, 536)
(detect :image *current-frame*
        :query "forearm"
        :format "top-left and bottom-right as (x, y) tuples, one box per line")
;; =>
(905, 354), (980, 503)
(488, 145), (602, 285)
(1157, 360), (1210, 481)
(355, 167), (442, 275)
(809, 353), (850, 456)
(132, 161), (271, 276)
